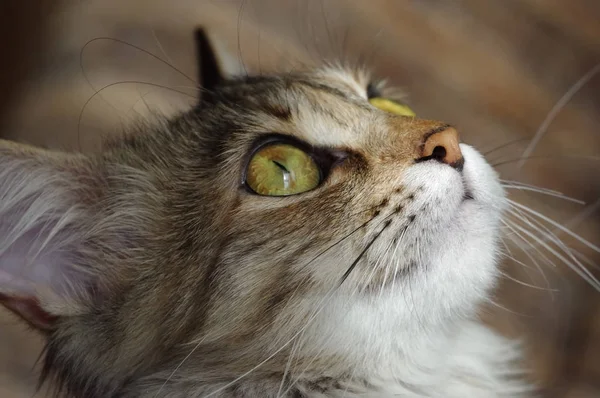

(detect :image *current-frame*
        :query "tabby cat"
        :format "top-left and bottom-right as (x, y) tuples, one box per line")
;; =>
(0, 30), (533, 397)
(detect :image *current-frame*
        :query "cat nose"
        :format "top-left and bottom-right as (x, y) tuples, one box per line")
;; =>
(419, 127), (464, 170)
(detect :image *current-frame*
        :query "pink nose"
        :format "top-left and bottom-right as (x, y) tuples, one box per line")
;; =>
(420, 127), (463, 169)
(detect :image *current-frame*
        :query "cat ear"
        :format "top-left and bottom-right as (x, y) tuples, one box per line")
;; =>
(0, 140), (105, 330)
(194, 28), (246, 93)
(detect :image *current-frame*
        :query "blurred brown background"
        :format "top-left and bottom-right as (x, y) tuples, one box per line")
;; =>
(1, 1), (599, 397)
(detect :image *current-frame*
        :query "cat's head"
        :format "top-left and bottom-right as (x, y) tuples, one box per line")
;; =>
(0, 30), (506, 396)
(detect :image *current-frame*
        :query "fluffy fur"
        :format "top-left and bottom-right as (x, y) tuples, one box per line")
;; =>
(0, 65), (534, 397)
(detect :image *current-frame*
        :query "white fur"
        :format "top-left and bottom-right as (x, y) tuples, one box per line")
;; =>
(272, 143), (532, 396)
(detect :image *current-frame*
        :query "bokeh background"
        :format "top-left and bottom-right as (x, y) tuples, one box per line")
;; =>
(1, 1), (599, 397)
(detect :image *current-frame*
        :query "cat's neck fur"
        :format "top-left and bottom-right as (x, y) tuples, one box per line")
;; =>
(136, 319), (528, 397)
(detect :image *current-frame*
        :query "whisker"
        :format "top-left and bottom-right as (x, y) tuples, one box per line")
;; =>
(390, 227), (408, 293)
(508, 207), (572, 256)
(276, 331), (304, 397)
(517, 62), (600, 170)
(498, 268), (557, 292)
(153, 335), (208, 397)
(77, 80), (198, 148)
(376, 239), (396, 301)
(501, 220), (557, 293)
(501, 235), (548, 277)
(561, 197), (600, 231)
(339, 221), (392, 285)
(493, 154), (600, 168)
(573, 250), (600, 273)
(502, 184), (585, 205)
(501, 179), (586, 204)
(236, 0), (249, 77)
(505, 210), (574, 270)
(485, 297), (531, 317)
(507, 206), (600, 282)
(150, 29), (178, 74)
(279, 329), (337, 398)
(501, 179), (564, 194)
(508, 199), (600, 253)
(483, 138), (531, 156)
(506, 217), (600, 291)
(80, 37), (196, 84)
(500, 237), (538, 272)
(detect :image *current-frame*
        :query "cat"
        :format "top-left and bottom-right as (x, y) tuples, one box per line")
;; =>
(0, 29), (535, 397)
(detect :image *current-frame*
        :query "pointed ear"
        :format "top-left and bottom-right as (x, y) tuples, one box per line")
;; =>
(0, 140), (106, 330)
(194, 28), (246, 94)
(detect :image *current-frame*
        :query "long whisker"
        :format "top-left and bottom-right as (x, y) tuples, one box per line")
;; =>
(506, 216), (600, 291)
(376, 239), (396, 300)
(498, 268), (557, 292)
(276, 330), (304, 397)
(501, 179), (564, 194)
(339, 221), (392, 285)
(508, 199), (600, 253)
(501, 220), (557, 293)
(501, 179), (586, 204)
(390, 227), (409, 293)
(517, 62), (600, 170)
(507, 206), (600, 281)
(153, 335), (209, 397)
(505, 209), (575, 271)
(77, 80), (198, 148)
(485, 298), (531, 317)
(500, 236), (537, 272)
(150, 29), (179, 74)
(279, 326), (337, 398)
(80, 37), (197, 84)
(572, 250), (600, 273)
(483, 138), (531, 156)
(493, 154), (600, 168)
(561, 197), (600, 231)
(502, 184), (585, 205)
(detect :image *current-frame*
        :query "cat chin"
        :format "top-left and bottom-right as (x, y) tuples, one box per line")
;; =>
(304, 142), (506, 360)
(281, 144), (520, 395)
(364, 142), (505, 307)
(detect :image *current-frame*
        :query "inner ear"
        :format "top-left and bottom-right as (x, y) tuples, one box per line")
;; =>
(0, 292), (57, 331)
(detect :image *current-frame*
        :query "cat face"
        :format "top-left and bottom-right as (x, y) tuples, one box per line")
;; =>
(0, 38), (506, 397)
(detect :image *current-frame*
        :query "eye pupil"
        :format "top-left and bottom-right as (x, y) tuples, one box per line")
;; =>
(272, 160), (292, 189)
(272, 160), (288, 172)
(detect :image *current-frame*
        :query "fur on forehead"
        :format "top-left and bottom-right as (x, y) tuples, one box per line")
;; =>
(312, 65), (372, 98)
(213, 65), (398, 149)
(313, 64), (408, 103)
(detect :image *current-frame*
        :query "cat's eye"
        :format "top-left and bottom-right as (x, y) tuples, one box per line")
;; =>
(245, 143), (321, 196)
(369, 97), (416, 117)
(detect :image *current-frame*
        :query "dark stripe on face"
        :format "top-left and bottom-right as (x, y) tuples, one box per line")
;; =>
(298, 80), (373, 114)
(297, 80), (351, 99)
(261, 102), (292, 121)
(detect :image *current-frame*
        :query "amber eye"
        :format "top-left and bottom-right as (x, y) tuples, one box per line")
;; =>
(245, 143), (321, 196)
(369, 97), (416, 117)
